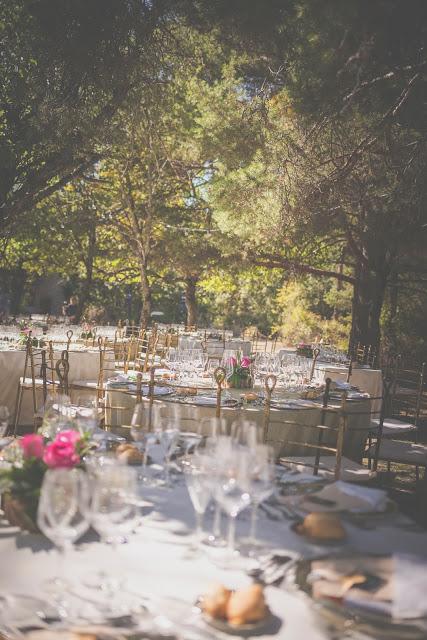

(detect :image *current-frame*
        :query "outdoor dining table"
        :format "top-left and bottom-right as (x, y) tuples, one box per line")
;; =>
(0, 347), (102, 427)
(177, 335), (252, 355)
(105, 385), (373, 464)
(1, 479), (426, 639)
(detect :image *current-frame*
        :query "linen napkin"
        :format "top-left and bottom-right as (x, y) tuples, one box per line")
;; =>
(302, 480), (388, 513)
(311, 554), (427, 622)
(393, 553), (427, 619)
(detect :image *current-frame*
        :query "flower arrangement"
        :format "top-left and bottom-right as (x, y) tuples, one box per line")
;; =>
(17, 323), (46, 348)
(0, 431), (91, 532)
(226, 353), (254, 388)
(80, 322), (94, 339)
(296, 342), (314, 358)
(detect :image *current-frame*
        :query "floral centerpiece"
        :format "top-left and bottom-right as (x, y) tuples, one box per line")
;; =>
(226, 354), (254, 389)
(0, 431), (91, 532)
(80, 322), (94, 340)
(296, 342), (314, 358)
(17, 323), (46, 348)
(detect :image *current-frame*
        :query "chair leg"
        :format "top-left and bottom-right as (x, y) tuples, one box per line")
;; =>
(12, 385), (24, 437)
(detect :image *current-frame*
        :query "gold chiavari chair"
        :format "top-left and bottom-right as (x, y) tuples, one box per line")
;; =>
(262, 377), (377, 482)
(349, 342), (378, 368)
(366, 362), (427, 482)
(133, 332), (158, 372)
(11, 340), (70, 435)
(104, 371), (144, 433)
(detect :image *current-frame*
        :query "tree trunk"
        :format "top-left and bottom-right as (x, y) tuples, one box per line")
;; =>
(184, 277), (198, 328)
(349, 259), (388, 353)
(139, 264), (152, 330)
(77, 233), (96, 321)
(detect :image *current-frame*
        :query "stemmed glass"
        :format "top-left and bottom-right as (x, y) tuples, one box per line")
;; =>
(75, 396), (98, 435)
(37, 469), (90, 616)
(243, 444), (275, 554)
(85, 465), (140, 606)
(152, 405), (180, 487)
(130, 402), (153, 483)
(182, 453), (213, 554)
(213, 448), (252, 562)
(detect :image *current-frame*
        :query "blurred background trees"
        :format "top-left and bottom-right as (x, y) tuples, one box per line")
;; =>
(1, 0), (427, 358)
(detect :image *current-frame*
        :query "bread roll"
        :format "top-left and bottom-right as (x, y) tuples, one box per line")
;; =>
(116, 443), (134, 454)
(226, 584), (267, 626)
(117, 446), (143, 465)
(297, 512), (346, 541)
(202, 583), (231, 619)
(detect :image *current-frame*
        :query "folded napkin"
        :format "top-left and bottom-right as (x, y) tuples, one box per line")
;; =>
(303, 480), (388, 513)
(279, 471), (325, 485)
(393, 553), (427, 619)
(313, 554), (427, 622)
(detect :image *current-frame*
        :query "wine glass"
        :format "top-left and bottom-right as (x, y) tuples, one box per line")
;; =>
(130, 402), (153, 483)
(75, 396), (98, 435)
(37, 469), (90, 616)
(182, 453), (213, 554)
(152, 405), (179, 487)
(213, 448), (252, 562)
(243, 444), (275, 555)
(85, 465), (140, 606)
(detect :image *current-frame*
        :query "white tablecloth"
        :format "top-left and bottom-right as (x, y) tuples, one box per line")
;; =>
(0, 348), (101, 426)
(0, 482), (426, 639)
(316, 363), (383, 415)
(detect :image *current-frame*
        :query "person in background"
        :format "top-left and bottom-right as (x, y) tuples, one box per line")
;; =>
(62, 295), (79, 323)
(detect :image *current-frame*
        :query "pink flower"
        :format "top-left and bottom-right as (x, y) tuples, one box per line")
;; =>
(229, 356), (237, 367)
(20, 434), (44, 459)
(43, 430), (81, 469)
(240, 357), (252, 368)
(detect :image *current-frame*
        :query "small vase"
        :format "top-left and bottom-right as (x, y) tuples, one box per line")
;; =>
(2, 493), (39, 533)
(226, 372), (253, 389)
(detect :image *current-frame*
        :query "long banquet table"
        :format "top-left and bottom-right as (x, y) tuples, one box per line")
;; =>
(105, 386), (373, 466)
(1, 480), (426, 639)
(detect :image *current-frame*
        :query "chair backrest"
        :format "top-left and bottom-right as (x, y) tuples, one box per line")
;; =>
(389, 358), (426, 425)
(214, 366), (226, 418)
(23, 339), (70, 415)
(349, 342), (378, 368)
(265, 378), (380, 480)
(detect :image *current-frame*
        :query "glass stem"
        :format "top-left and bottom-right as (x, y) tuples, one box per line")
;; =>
(213, 502), (221, 538)
(195, 511), (203, 543)
(227, 514), (237, 553)
(250, 502), (258, 542)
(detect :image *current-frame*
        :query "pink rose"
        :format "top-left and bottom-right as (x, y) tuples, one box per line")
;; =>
(43, 430), (81, 469)
(20, 434), (44, 459)
(240, 357), (252, 368)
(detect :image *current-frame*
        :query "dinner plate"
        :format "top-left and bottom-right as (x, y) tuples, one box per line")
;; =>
(290, 555), (427, 639)
(300, 493), (397, 517)
(202, 610), (275, 636)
